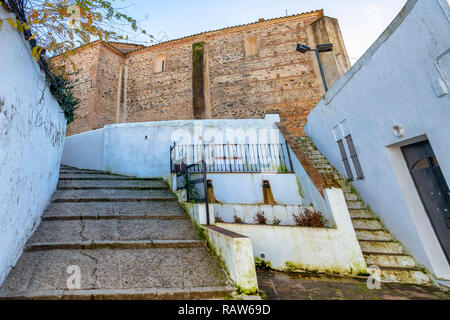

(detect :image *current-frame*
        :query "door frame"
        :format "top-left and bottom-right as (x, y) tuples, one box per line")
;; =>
(386, 135), (450, 279)
(401, 140), (450, 265)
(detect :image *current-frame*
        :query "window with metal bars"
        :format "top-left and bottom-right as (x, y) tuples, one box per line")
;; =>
(345, 135), (364, 180)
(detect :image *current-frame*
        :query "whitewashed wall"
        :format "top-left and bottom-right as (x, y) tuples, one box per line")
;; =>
(208, 173), (303, 205)
(61, 128), (104, 171)
(62, 116), (284, 178)
(213, 204), (312, 226)
(0, 7), (66, 285)
(305, 0), (450, 280)
(218, 189), (367, 275)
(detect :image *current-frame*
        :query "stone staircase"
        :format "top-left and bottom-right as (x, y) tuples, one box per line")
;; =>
(295, 137), (432, 286)
(0, 166), (233, 300)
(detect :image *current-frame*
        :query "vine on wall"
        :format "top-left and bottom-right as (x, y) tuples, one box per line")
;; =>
(1, 0), (78, 123)
(1, 0), (151, 124)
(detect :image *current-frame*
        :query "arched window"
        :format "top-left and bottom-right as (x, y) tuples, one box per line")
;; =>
(154, 54), (167, 73)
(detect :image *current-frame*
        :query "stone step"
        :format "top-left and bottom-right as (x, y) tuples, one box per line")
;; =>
(341, 185), (352, 193)
(305, 154), (327, 161)
(356, 229), (393, 241)
(43, 202), (186, 219)
(0, 248), (231, 299)
(364, 253), (417, 269)
(348, 209), (374, 219)
(344, 193), (359, 201)
(25, 240), (206, 251)
(311, 159), (329, 166)
(313, 164), (333, 170)
(359, 240), (404, 254)
(351, 218), (384, 230)
(303, 150), (322, 155)
(59, 174), (158, 181)
(28, 219), (200, 244)
(43, 214), (189, 222)
(51, 190), (177, 203)
(346, 201), (369, 210)
(0, 287), (235, 300)
(379, 267), (431, 285)
(57, 179), (168, 190)
(59, 170), (106, 174)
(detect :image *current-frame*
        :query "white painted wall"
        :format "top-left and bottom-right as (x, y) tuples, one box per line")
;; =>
(213, 204), (314, 226)
(305, 0), (450, 279)
(62, 116), (284, 178)
(208, 173), (303, 205)
(203, 226), (258, 293)
(288, 145), (332, 221)
(61, 128), (104, 171)
(218, 189), (367, 275)
(0, 7), (66, 285)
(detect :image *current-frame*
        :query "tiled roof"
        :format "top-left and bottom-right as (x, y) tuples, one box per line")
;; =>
(128, 9), (324, 53)
(51, 9), (324, 57)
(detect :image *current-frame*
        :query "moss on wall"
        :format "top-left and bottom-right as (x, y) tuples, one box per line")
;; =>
(192, 42), (206, 119)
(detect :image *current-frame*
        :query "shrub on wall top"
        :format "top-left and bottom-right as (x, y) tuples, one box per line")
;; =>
(293, 208), (328, 228)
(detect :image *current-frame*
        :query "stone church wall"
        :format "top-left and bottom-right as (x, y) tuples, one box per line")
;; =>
(54, 10), (350, 137)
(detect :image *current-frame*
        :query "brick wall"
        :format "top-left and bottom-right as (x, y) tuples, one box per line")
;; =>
(126, 42), (195, 123)
(53, 10), (350, 137)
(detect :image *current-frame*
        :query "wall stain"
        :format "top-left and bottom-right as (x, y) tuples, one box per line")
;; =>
(0, 97), (4, 113)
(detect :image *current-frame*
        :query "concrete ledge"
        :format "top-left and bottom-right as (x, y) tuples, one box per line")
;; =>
(0, 286), (235, 300)
(203, 226), (258, 294)
(25, 240), (206, 251)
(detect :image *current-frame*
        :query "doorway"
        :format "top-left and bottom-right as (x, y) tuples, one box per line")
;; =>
(402, 140), (450, 264)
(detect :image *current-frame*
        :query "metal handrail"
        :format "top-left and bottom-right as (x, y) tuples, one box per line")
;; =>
(171, 143), (293, 173)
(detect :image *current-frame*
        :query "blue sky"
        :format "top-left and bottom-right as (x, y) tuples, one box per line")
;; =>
(118, 0), (407, 63)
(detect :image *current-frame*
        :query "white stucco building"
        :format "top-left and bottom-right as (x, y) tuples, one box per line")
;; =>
(305, 0), (450, 285)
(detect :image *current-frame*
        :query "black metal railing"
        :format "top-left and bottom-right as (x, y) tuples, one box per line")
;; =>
(170, 143), (293, 173)
(173, 158), (210, 224)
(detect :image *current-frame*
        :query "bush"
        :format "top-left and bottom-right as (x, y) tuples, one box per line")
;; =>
(272, 217), (281, 226)
(293, 208), (328, 228)
(233, 215), (243, 224)
(215, 214), (224, 223)
(254, 211), (268, 225)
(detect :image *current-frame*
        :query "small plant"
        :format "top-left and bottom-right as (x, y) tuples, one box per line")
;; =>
(272, 217), (281, 226)
(215, 214), (224, 223)
(233, 215), (244, 224)
(254, 210), (268, 225)
(293, 208), (328, 228)
(255, 257), (272, 270)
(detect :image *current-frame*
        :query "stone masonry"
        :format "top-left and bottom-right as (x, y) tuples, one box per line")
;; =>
(52, 10), (351, 137)
(0, 166), (233, 299)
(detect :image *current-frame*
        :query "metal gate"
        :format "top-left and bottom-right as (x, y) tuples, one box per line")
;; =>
(171, 146), (210, 225)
